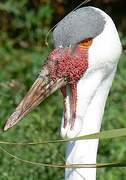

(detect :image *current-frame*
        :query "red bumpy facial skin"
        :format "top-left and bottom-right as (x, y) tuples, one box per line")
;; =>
(48, 47), (88, 84)
(47, 39), (92, 129)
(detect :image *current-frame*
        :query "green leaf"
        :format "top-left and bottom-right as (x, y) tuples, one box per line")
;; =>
(1, 128), (126, 145)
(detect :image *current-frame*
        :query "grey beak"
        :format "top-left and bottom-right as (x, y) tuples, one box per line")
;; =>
(4, 64), (66, 131)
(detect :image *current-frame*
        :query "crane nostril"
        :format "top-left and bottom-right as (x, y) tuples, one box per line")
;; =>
(54, 60), (59, 65)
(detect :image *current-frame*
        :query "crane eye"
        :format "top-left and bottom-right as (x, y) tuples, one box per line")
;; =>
(79, 38), (93, 49)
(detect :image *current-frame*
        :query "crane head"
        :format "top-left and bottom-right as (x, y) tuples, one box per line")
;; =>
(4, 7), (122, 138)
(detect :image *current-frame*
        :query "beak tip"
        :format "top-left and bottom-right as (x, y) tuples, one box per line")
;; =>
(3, 120), (12, 131)
(3, 125), (8, 131)
(3, 121), (10, 131)
(3, 110), (21, 132)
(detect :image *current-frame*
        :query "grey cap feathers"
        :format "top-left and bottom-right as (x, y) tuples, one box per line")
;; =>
(53, 6), (106, 48)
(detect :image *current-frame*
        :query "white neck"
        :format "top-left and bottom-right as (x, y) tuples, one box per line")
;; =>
(64, 67), (116, 180)
(60, 8), (122, 179)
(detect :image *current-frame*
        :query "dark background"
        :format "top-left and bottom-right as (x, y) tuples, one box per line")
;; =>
(0, 0), (126, 180)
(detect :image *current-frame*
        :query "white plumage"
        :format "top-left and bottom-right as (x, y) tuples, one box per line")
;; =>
(4, 6), (122, 180)
(61, 7), (122, 180)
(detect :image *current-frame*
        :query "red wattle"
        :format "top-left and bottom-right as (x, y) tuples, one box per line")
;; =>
(48, 46), (88, 84)
(48, 46), (89, 128)
(70, 83), (77, 129)
(61, 86), (67, 128)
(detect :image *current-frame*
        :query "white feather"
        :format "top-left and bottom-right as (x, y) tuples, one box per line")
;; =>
(60, 7), (122, 180)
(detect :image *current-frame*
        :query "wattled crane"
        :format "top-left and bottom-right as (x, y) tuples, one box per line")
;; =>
(4, 6), (122, 180)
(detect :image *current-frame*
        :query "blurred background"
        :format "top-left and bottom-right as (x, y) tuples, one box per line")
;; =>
(0, 0), (126, 179)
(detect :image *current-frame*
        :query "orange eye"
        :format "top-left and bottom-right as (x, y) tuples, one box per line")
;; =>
(79, 38), (93, 49)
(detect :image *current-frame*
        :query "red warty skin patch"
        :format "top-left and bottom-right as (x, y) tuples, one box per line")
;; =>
(47, 45), (89, 129)
(48, 47), (88, 84)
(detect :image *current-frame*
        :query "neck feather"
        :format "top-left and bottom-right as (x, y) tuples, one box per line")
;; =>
(65, 67), (116, 180)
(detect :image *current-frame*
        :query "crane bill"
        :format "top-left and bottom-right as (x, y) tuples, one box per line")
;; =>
(4, 65), (66, 131)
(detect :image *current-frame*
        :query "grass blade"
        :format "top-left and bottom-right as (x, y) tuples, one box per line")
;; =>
(1, 128), (126, 145)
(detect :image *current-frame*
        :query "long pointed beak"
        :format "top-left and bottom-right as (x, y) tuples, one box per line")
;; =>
(4, 64), (66, 131)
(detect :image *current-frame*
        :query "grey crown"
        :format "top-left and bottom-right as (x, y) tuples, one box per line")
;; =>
(53, 6), (106, 48)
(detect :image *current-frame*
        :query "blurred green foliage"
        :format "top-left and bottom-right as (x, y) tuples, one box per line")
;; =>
(0, 0), (126, 180)
(0, 0), (54, 47)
